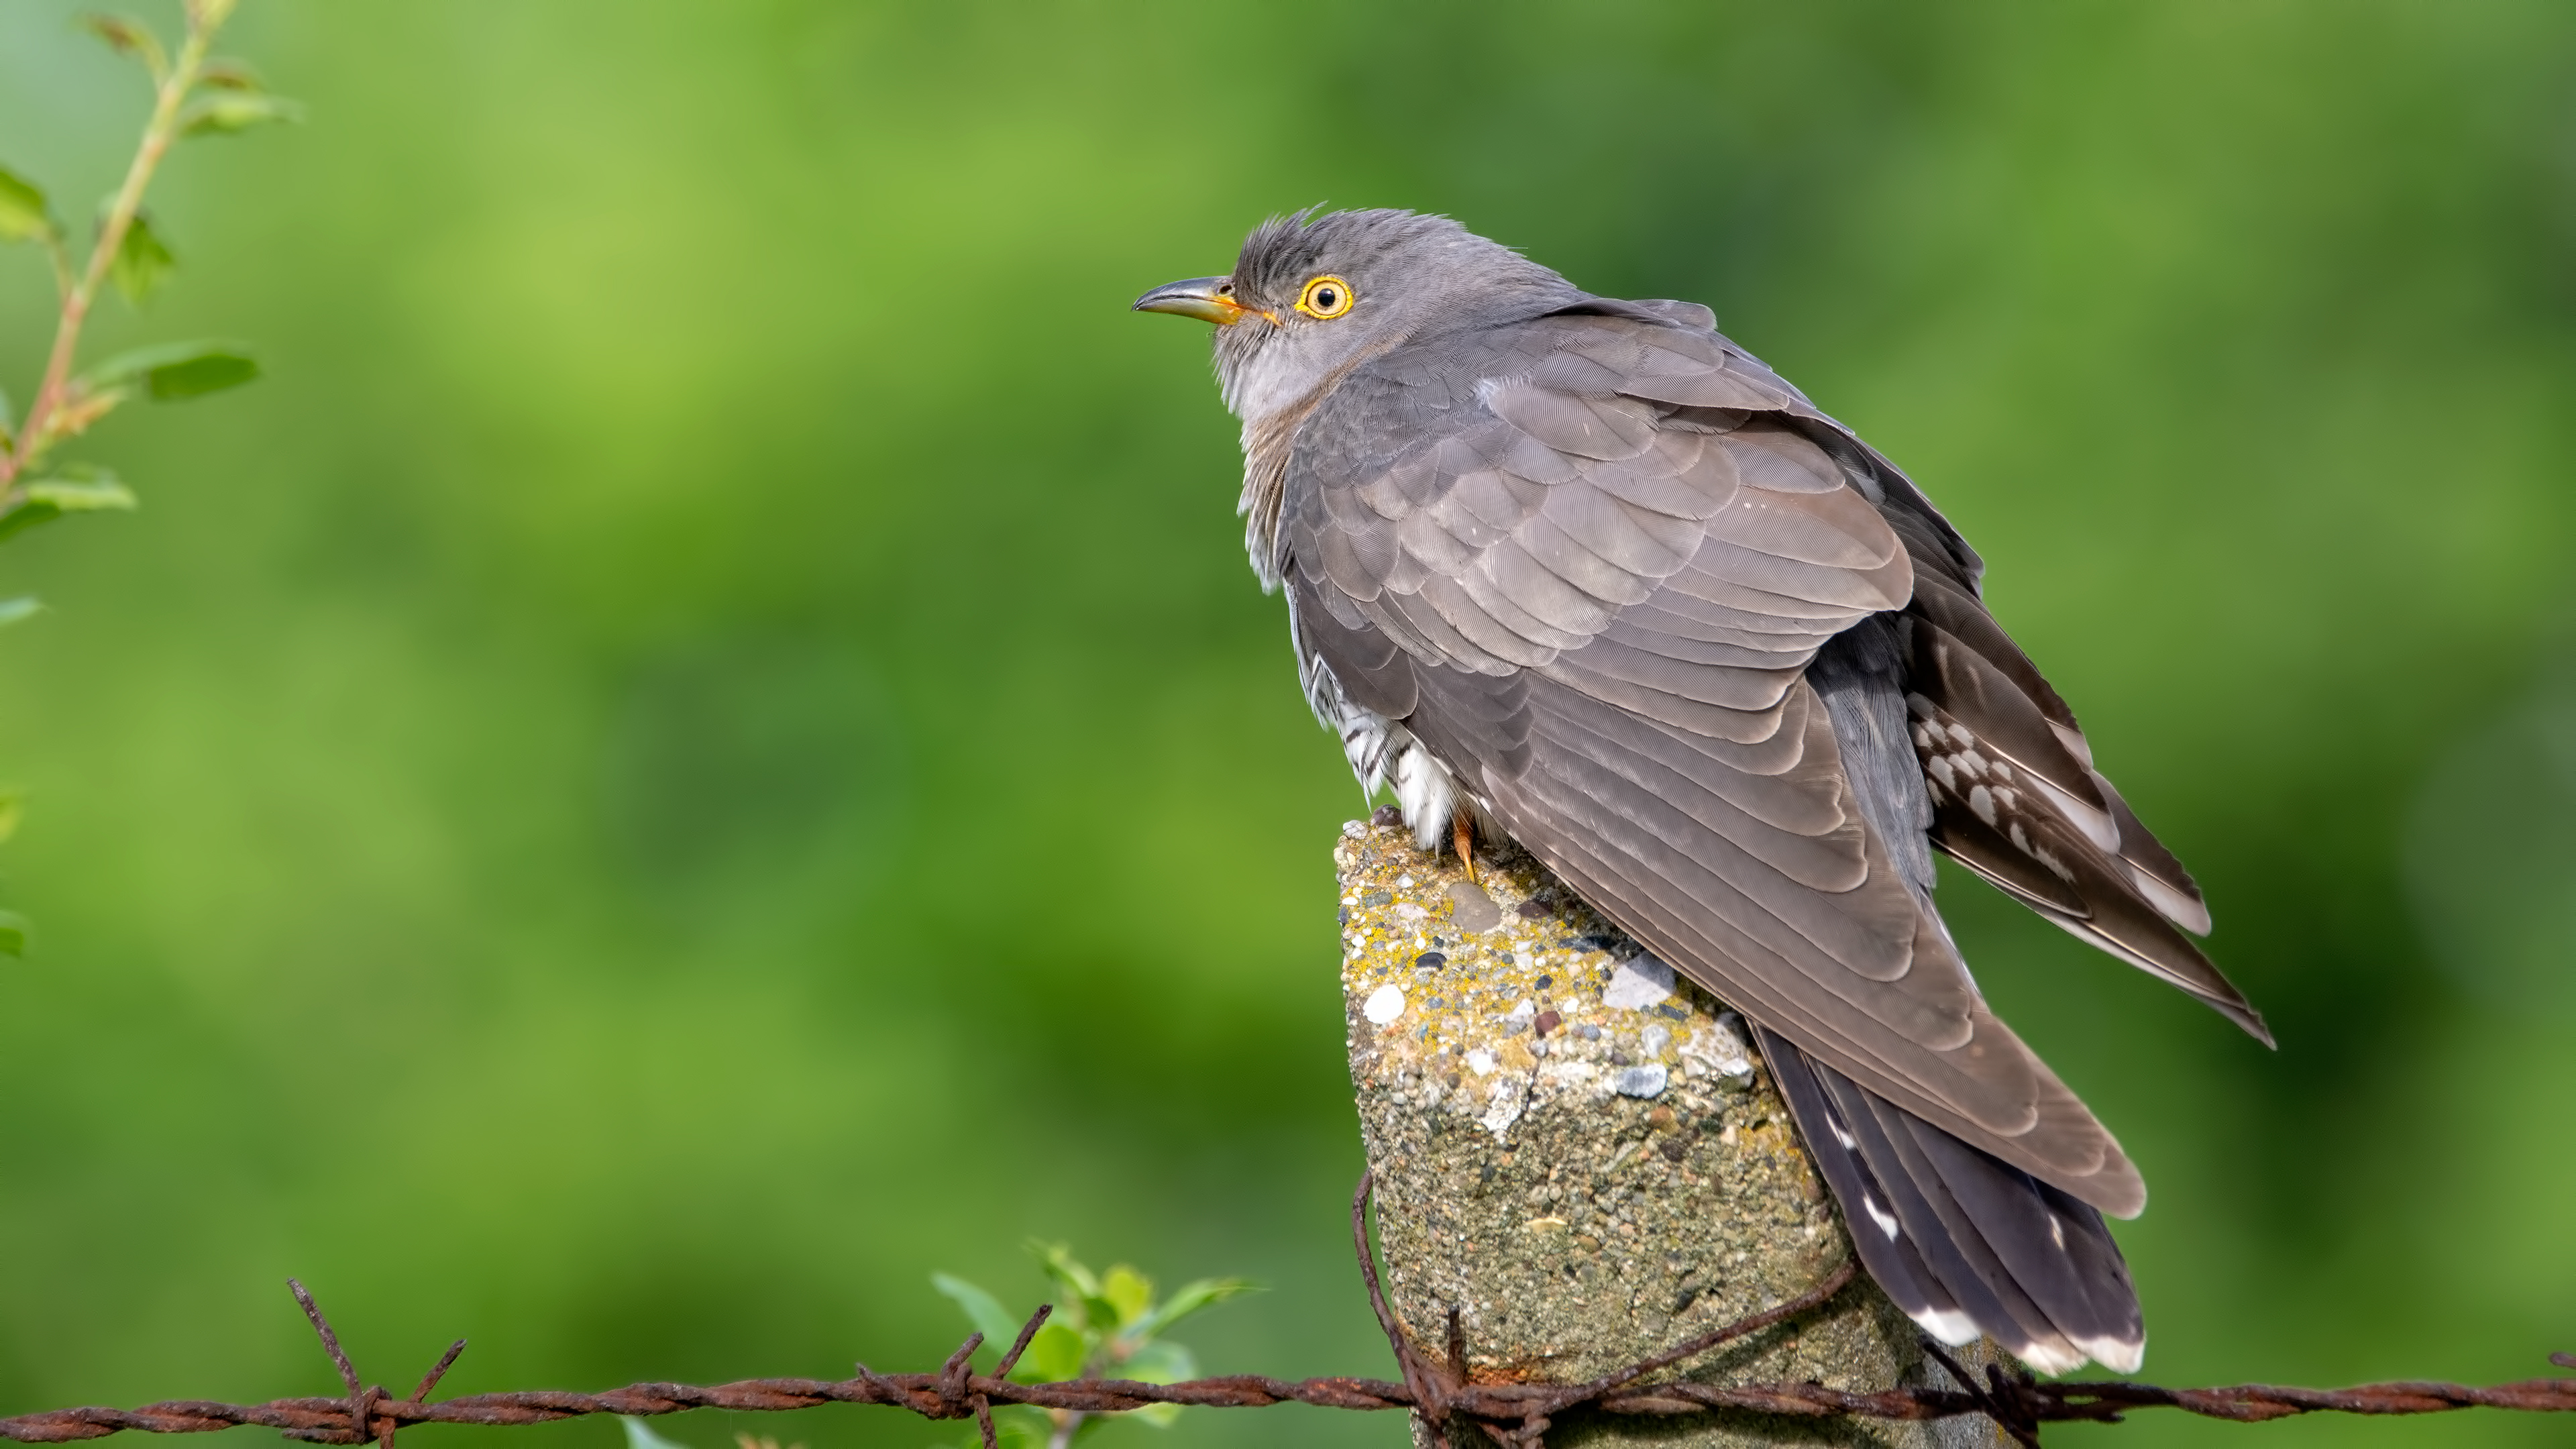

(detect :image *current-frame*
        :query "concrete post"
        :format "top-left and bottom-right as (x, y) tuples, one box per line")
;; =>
(1334, 815), (2000, 1448)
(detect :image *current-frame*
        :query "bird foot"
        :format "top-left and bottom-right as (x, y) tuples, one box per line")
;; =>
(1452, 814), (1479, 885)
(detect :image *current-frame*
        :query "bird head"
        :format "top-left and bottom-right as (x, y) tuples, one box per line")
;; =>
(1133, 208), (1576, 423)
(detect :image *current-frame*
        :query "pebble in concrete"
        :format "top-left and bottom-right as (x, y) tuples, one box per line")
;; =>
(1363, 983), (1406, 1026)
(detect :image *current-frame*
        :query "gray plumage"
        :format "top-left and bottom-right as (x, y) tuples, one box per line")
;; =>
(1809, 616), (1936, 896)
(1135, 208), (2268, 1375)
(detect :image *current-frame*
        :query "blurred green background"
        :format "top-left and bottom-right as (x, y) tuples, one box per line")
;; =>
(1, 1), (2572, 1446)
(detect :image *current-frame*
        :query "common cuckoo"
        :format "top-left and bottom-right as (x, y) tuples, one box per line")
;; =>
(1135, 209), (2267, 1375)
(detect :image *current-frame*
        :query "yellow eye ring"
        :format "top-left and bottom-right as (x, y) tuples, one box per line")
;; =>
(1295, 274), (1355, 319)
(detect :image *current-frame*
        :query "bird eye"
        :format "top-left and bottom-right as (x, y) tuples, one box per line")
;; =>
(1296, 274), (1354, 320)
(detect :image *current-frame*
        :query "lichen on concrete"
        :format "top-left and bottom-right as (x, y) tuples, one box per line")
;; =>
(1336, 816), (1998, 1448)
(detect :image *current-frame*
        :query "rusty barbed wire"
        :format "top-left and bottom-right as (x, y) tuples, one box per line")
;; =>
(0, 1174), (2566, 1448)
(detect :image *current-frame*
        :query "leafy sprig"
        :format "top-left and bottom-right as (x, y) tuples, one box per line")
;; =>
(0, 1), (291, 954)
(0, 0), (294, 547)
(933, 1243), (1256, 1448)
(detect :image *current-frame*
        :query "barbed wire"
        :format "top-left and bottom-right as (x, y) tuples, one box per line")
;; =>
(0, 1175), (2566, 1448)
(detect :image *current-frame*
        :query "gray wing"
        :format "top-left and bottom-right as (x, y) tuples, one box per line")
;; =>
(1283, 304), (2259, 1218)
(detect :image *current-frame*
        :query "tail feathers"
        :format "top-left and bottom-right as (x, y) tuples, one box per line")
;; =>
(1761, 1026), (2146, 1375)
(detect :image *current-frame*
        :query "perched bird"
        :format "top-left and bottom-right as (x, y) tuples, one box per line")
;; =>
(1135, 209), (2267, 1375)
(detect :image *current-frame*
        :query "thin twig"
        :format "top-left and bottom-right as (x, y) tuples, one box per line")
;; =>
(4, 4), (227, 485)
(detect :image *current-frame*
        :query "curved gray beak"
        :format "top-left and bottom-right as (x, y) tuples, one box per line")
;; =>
(1132, 276), (1263, 325)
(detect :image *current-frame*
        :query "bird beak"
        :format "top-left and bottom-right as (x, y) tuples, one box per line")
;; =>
(1132, 276), (1271, 325)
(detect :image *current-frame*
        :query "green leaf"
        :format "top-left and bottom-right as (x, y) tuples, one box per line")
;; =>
(181, 92), (303, 138)
(78, 13), (164, 70)
(0, 164), (52, 244)
(929, 1272), (1023, 1353)
(109, 210), (174, 305)
(1099, 1266), (1152, 1330)
(0, 466), (139, 545)
(0, 911), (28, 957)
(1020, 1320), (1087, 1384)
(0, 598), (40, 629)
(1128, 1278), (1258, 1341)
(0, 788), (23, 845)
(198, 58), (264, 91)
(1115, 1340), (1195, 1385)
(85, 341), (260, 400)
(1028, 1242), (1101, 1318)
(616, 1417), (692, 1449)
(25, 474), (139, 512)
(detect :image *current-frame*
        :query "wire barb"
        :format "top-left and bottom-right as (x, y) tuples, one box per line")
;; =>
(991, 1306), (1052, 1381)
(936, 1334), (981, 1414)
(1921, 1340), (2039, 1448)
(285, 1281), (362, 1401)
(407, 1343), (467, 1407)
(285, 1279), (377, 1448)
